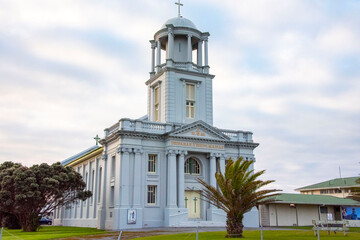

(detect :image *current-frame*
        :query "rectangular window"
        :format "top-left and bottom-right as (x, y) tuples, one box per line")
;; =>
(320, 206), (328, 214)
(98, 168), (102, 203)
(186, 84), (195, 118)
(148, 154), (157, 173)
(91, 169), (95, 203)
(111, 155), (115, 179)
(147, 185), (157, 205)
(154, 87), (160, 122)
(109, 186), (114, 207)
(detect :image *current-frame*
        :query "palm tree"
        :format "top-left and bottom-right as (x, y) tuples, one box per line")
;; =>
(347, 178), (360, 202)
(196, 157), (280, 238)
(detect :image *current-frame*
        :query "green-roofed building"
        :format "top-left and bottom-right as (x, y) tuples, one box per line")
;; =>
(295, 177), (360, 198)
(260, 193), (360, 227)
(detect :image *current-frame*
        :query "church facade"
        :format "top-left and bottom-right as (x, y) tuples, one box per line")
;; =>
(53, 14), (260, 230)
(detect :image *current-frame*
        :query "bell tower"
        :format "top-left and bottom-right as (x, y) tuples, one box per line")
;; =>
(146, 6), (214, 125)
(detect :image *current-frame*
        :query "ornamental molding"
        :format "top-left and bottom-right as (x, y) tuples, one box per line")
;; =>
(134, 148), (144, 154)
(167, 120), (230, 141)
(225, 142), (259, 150)
(166, 149), (178, 156)
(179, 150), (188, 156)
(145, 66), (215, 85)
(117, 147), (132, 154)
(209, 152), (217, 158)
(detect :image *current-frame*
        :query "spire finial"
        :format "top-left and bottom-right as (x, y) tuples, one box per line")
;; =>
(94, 134), (100, 145)
(175, 0), (183, 18)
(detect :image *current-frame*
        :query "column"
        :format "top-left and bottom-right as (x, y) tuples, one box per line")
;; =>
(219, 154), (226, 175)
(168, 29), (174, 60)
(178, 150), (187, 208)
(167, 149), (177, 208)
(209, 153), (217, 209)
(204, 37), (209, 66)
(156, 40), (161, 71)
(197, 40), (203, 66)
(209, 153), (216, 188)
(187, 35), (192, 62)
(133, 148), (143, 207)
(120, 147), (131, 207)
(150, 40), (156, 75)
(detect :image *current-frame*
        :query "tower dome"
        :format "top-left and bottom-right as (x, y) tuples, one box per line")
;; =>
(161, 17), (198, 30)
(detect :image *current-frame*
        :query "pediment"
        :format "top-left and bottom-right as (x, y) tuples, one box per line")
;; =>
(168, 120), (230, 141)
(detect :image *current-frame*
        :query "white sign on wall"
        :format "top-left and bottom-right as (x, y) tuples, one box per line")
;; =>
(127, 209), (136, 224)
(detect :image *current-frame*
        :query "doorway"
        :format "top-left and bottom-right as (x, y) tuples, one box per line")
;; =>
(185, 191), (201, 219)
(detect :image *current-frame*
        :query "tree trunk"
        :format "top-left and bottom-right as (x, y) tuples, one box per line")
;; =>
(18, 212), (40, 232)
(226, 212), (244, 238)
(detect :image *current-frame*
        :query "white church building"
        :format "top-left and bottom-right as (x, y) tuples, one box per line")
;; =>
(53, 9), (260, 230)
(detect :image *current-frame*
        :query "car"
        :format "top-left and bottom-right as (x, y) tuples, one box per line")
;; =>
(39, 217), (52, 225)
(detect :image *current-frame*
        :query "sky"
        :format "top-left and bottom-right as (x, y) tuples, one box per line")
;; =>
(0, 0), (359, 193)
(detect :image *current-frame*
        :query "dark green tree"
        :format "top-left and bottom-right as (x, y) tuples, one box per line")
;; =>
(197, 157), (280, 238)
(0, 161), (92, 231)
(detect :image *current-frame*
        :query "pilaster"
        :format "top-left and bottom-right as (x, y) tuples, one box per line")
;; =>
(203, 36), (209, 73)
(97, 150), (107, 229)
(166, 149), (178, 208)
(133, 148), (143, 207)
(119, 147), (132, 208)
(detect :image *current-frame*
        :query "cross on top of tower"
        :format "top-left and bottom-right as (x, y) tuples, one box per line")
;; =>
(175, 0), (183, 18)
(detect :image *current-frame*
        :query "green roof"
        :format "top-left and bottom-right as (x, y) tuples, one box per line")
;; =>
(296, 177), (360, 191)
(268, 193), (360, 206)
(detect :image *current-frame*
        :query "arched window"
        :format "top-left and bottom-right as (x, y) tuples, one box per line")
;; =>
(184, 158), (201, 175)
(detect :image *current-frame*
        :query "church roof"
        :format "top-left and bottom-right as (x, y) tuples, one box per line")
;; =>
(296, 177), (360, 191)
(62, 145), (102, 166)
(161, 17), (197, 30)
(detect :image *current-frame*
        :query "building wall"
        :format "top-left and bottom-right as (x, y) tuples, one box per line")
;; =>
(297, 205), (319, 225)
(267, 204), (319, 226)
(54, 133), (258, 230)
(264, 204), (360, 227)
(300, 188), (351, 198)
(148, 70), (213, 125)
(53, 153), (103, 228)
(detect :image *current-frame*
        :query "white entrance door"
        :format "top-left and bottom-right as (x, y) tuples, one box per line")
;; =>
(185, 191), (201, 218)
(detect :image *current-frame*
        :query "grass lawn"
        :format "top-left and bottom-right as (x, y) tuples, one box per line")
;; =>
(0, 226), (107, 240)
(279, 226), (360, 232)
(135, 230), (360, 240)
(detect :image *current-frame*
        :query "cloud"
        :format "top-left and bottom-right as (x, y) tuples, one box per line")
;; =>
(0, 0), (359, 192)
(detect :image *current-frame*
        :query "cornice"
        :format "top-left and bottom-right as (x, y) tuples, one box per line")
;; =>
(225, 142), (259, 150)
(146, 66), (215, 85)
(66, 147), (103, 167)
(103, 128), (259, 151)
